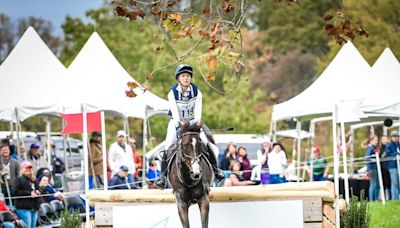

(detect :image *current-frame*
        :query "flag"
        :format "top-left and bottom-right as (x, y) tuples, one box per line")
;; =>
(61, 112), (101, 134)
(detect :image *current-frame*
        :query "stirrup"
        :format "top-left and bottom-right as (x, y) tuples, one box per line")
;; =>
(215, 169), (225, 182)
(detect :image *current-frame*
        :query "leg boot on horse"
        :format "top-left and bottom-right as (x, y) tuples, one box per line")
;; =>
(207, 143), (225, 182)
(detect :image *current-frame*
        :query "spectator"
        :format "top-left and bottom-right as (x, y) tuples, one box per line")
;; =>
(129, 138), (142, 179)
(285, 159), (298, 182)
(0, 194), (22, 228)
(237, 146), (252, 180)
(26, 143), (47, 174)
(0, 144), (20, 206)
(36, 175), (63, 203)
(108, 165), (132, 190)
(305, 147), (329, 182)
(256, 141), (271, 184)
(108, 130), (135, 189)
(48, 142), (64, 189)
(268, 142), (287, 184)
(147, 160), (161, 180)
(1, 139), (17, 161)
(221, 143), (237, 171)
(383, 130), (400, 200)
(14, 162), (40, 228)
(89, 132), (103, 190)
(224, 160), (255, 186)
(218, 142), (233, 169)
(49, 141), (65, 175)
(365, 135), (380, 201)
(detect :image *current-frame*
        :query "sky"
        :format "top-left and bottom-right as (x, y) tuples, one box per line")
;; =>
(0, 0), (105, 35)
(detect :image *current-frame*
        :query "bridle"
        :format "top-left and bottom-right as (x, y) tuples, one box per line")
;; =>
(176, 131), (203, 187)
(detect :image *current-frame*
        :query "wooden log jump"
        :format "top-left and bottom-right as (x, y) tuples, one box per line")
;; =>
(88, 181), (343, 228)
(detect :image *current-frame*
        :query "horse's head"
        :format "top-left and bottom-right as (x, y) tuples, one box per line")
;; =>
(179, 121), (203, 181)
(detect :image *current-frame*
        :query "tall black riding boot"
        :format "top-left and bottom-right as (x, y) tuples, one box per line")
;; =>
(207, 144), (225, 182)
(154, 152), (168, 189)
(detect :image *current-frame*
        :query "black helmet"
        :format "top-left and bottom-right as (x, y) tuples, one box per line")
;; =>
(175, 64), (193, 79)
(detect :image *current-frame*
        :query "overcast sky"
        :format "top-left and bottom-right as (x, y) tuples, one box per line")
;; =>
(0, 0), (105, 35)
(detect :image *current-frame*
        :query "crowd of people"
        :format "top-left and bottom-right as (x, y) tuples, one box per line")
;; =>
(364, 130), (400, 201)
(0, 141), (64, 228)
(218, 140), (330, 187)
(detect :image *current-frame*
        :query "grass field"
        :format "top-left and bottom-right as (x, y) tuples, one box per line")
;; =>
(368, 200), (400, 228)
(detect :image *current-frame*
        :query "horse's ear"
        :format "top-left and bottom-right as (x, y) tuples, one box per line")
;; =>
(179, 121), (189, 131)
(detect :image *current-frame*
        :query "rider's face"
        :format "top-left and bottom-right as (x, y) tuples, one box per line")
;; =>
(177, 73), (192, 87)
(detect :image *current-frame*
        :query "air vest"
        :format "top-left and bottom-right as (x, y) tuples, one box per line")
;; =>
(168, 83), (198, 122)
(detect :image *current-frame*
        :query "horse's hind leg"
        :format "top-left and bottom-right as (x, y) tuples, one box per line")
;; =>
(177, 200), (190, 228)
(198, 195), (210, 228)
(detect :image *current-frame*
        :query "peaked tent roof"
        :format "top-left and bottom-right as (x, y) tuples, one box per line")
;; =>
(362, 48), (400, 115)
(64, 32), (168, 119)
(272, 41), (372, 121)
(0, 27), (66, 122)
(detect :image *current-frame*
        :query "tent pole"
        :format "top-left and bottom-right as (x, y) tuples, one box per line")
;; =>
(125, 117), (130, 139)
(142, 113), (148, 188)
(376, 152), (385, 205)
(101, 111), (108, 190)
(350, 128), (354, 174)
(340, 122), (350, 205)
(45, 118), (52, 169)
(296, 120), (301, 182)
(15, 108), (21, 162)
(61, 114), (69, 174)
(81, 105), (90, 228)
(309, 120), (315, 182)
(332, 104), (340, 228)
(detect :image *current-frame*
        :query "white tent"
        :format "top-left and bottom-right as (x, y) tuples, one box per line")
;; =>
(0, 27), (66, 122)
(275, 129), (310, 140)
(64, 32), (169, 118)
(362, 48), (400, 116)
(272, 41), (372, 121)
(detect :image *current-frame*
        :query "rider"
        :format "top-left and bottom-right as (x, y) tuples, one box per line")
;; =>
(155, 64), (225, 189)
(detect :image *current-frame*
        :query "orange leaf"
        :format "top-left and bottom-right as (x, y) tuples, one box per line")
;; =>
(203, 7), (210, 16)
(323, 14), (333, 21)
(206, 54), (218, 71)
(127, 81), (138, 88)
(169, 13), (182, 24)
(125, 90), (137, 98)
(115, 6), (128, 17)
(205, 72), (216, 81)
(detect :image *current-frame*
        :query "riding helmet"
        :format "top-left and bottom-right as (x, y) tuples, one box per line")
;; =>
(175, 64), (193, 79)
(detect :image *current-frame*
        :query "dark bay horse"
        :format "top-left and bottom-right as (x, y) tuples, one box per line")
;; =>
(168, 122), (213, 228)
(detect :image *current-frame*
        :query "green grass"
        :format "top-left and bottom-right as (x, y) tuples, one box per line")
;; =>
(369, 200), (400, 228)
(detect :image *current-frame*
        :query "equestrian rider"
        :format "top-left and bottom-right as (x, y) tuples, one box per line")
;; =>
(155, 64), (225, 189)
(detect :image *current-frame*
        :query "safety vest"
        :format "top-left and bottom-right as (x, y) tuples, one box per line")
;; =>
(168, 83), (198, 122)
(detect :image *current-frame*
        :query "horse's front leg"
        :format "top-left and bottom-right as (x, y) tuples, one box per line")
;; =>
(177, 199), (190, 228)
(198, 194), (210, 228)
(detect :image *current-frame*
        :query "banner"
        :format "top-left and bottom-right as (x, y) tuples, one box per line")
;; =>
(61, 112), (101, 134)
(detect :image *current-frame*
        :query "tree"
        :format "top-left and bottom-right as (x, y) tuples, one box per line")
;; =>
(60, 7), (271, 146)
(0, 14), (62, 63)
(0, 14), (14, 64)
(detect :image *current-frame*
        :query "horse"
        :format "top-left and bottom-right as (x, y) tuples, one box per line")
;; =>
(167, 122), (214, 228)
